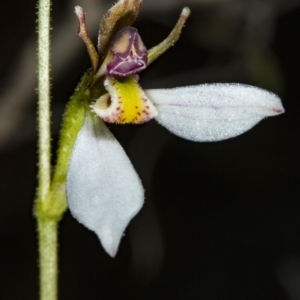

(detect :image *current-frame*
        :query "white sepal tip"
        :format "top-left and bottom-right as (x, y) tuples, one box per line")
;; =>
(66, 112), (144, 257)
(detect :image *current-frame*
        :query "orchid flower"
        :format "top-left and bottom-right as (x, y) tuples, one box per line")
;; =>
(66, 0), (284, 257)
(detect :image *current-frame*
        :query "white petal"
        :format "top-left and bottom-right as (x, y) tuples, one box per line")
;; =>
(66, 113), (144, 257)
(145, 83), (284, 142)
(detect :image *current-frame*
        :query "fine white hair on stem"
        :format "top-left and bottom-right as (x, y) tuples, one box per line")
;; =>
(66, 112), (144, 257)
(146, 83), (284, 142)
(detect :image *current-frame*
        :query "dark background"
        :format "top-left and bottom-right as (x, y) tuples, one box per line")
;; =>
(1, 0), (300, 299)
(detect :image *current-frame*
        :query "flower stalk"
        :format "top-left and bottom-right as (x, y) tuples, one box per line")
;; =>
(37, 218), (58, 300)
(36, 0), (55, 299)
(35, 0), (91, 299)
(37, 0), (51, 207)
(35, 69), (91, 300)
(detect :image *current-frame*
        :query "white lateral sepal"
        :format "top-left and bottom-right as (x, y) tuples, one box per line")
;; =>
(66, 112), (144, 257)
(145, 83), (284, 142)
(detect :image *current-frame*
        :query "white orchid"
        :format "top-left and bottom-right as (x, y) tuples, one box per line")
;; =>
(66, 0), (284, 257)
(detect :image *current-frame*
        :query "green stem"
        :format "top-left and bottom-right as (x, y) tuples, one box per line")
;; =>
(37, 218), (58, 300)
(36, 0), (92, 297)
(36, 0), (55, 298)
(42, 72), (92, 219)
(37, 0), (51, 203)
(35, 71), (92, 300)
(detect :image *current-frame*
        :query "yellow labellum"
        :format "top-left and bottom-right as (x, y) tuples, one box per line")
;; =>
(93, 76), (157, 124)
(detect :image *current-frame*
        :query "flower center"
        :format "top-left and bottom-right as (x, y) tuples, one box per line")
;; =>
(92, 76), (157, 124)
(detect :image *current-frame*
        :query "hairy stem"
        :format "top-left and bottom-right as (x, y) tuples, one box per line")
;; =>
(35, 69), (92, 299)
(36, 0), (55, 299)
(37, 218), (58, 300)
(37, 0), (51, 203)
